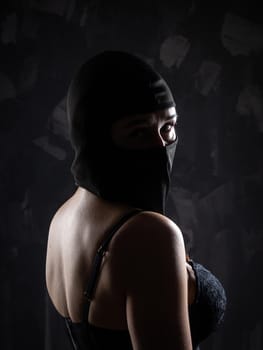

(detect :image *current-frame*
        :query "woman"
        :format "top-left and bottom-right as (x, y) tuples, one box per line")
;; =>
(46, 51), (226, 350)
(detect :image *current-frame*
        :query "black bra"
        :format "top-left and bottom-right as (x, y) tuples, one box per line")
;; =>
(64, 209), (227, 350)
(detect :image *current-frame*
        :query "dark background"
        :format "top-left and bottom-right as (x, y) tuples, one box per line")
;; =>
(1, 1), (263, 349)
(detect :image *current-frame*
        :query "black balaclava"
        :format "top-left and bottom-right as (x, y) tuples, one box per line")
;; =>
(67, 51), (177, 214)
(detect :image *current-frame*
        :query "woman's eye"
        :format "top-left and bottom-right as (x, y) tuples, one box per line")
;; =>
(162, 123), (175, 133)
(161, 123), (177, 142)
(128, 123), (177, 144)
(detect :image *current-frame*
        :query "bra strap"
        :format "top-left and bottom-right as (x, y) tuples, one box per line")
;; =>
(82, 208), (142, 322)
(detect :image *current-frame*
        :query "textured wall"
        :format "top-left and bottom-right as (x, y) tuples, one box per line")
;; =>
(1, 1), (263, 349)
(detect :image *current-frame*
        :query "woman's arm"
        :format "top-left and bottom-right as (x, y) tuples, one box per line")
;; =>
(118, 211), (192, 350)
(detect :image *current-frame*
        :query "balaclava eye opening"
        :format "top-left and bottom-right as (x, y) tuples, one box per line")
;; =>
(67, 50), (177, 213)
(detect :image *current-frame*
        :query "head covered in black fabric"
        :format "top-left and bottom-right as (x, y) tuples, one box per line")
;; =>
(67, 51), (177, 213)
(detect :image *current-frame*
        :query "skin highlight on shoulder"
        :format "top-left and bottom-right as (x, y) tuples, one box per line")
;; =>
(113, 210), (184, 246)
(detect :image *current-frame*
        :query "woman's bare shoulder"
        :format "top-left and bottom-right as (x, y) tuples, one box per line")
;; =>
(111, 210), (186, 265)
(113, 211), (191, 349)
(115, 210), (183, 244)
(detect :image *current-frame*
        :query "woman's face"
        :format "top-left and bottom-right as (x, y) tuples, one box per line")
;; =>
(111, 107), (178, 150)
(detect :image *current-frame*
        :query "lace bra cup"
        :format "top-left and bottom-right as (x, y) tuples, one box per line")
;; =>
(65, 259), (227, 350)
(188, 260), (227, 347)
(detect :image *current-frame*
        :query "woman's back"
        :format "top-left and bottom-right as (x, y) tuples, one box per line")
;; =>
(46, 187), (193, 349)
(46, 187), (138, 327)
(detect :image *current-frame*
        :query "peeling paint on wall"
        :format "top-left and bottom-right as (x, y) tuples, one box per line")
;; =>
(33, 136), (66, 160)
(221, 13), (263, 56)
(51, 98), (70, 140)
(236, 85), (263, 132)
(195, 61), (221, 96)
(160, 35), (190, 68)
